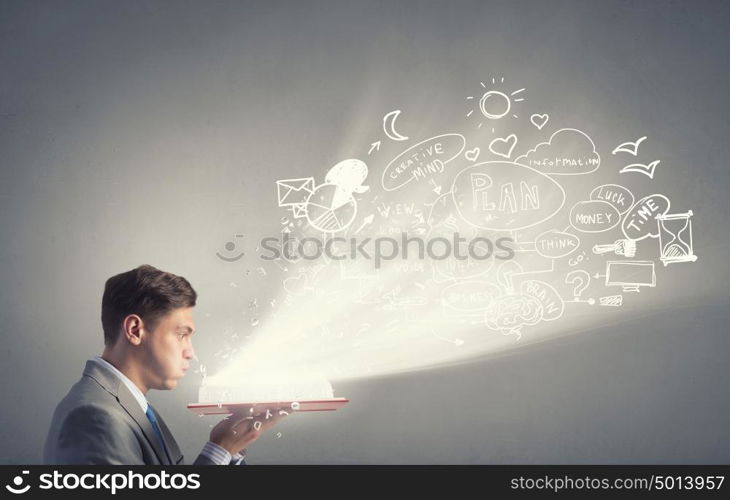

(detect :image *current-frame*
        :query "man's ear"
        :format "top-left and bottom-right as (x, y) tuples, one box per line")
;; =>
(121, 314), (144, 346)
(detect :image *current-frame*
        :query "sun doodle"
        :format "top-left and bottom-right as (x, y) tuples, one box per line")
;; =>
(466, 77), (525, 132)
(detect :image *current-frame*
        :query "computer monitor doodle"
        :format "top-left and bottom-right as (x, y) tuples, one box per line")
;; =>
(605, 261), (656, 293)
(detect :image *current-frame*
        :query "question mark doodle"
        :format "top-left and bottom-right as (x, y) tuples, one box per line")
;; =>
(565, 270), (595, 304)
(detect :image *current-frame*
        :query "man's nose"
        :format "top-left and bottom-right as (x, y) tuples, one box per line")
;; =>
(184, 341), (195, 359)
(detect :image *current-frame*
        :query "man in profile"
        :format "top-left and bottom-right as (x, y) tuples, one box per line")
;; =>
(44, 264), (284, 464)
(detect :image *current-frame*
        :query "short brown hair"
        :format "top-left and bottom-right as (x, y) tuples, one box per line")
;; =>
(101, 265), (197, 345)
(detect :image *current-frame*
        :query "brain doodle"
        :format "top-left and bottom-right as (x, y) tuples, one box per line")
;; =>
(484, 294), (543, 332)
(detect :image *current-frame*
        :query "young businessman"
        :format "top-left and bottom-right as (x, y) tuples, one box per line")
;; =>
(44, 264), (285, 465)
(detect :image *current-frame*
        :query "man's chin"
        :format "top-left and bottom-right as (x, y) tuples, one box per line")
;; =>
(161, 378), (180, 390)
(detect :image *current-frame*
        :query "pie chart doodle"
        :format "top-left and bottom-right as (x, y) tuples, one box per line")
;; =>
(305, 184), (357, 233)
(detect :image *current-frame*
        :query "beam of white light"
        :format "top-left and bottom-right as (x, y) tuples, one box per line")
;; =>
(205, 172), (605, 391)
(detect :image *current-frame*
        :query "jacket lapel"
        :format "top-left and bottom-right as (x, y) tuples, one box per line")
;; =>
(83, 360), (171, 465)
(153, 409), (184, 465)
(117, 387), (172, 465)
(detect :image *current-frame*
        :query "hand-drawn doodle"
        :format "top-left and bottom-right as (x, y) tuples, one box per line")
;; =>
(520, 280), (564, 321)
(305, 184), (358, 233)
(590, 184), (635, 215)
(277, 177), (316, 218)
(568, 250), (588, 267)
(604, 261), (656, 292)
(619, 160), (661, 179)
(497, 260), (524, 293)
(565, 270), (594, 304)
(429, 179), (442, 195)
(530, 113), (549, 130)
(441, 281), (502, 322)
(465, 147), (480, 162)
(484, 294), (542, 336)
(466, 77), (525, 132)
(515, 128), (600, 175)
(432, 329), (465, 346)
(592, 239), (637, 258)
(621, 194), (671, 241)
(431, 240), (496, 282)
(382, 134), (466, 191)
(534, 229), (581, 259)
(569, 200), (621, 233)
(451, 161), (566, 231)
(656, 211), (698, 265)
(488, 134), (518, 159)
(325, 159), (370, 195)
(612, 136), (646, 156)
(354, 214), (375, 234)
(383, 110), (409, 142)
(599, 295), (623, 307)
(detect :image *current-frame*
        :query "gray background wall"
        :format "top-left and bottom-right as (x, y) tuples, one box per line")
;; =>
(1, 0), (728, 464)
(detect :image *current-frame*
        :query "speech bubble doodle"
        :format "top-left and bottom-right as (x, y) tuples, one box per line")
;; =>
(621, 194), (671, 241)
(569, 200), (621, 233)
(534, 229), (581, 259)
(520, 280), (564, 321)
(325, 159), (369, 194)
(515, 128), (600, 175)
(441, 281), (502, 313)
(382, 134), (465, 191)
(451, 161), (566, 231)
(590, 184), (635, 215)
(432, 244), (496, 282)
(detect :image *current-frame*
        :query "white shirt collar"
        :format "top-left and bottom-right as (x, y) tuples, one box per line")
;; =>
(91, 356), (148, 413)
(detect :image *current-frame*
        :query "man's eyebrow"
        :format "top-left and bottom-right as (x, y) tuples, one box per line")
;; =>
(177, 326), (195, 334)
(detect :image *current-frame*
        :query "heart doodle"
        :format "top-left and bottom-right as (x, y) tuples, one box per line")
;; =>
(465, 147), (480, 162)
(488, 134), (518, 159)
(530, 113), (549, 130)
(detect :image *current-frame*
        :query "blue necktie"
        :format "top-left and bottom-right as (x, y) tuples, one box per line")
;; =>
(145, 405), (170, 462)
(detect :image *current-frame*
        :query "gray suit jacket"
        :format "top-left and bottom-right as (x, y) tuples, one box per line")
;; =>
(43, 360), (222, 465)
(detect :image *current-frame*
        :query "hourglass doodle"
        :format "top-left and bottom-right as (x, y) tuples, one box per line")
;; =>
(655, 210), (698, 266)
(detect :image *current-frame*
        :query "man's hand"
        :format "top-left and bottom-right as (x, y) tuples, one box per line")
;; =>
(209, 409), (288, 456)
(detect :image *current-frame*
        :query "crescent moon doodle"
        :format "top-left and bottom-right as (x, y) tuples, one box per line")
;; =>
(382, 109), (409, 142)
